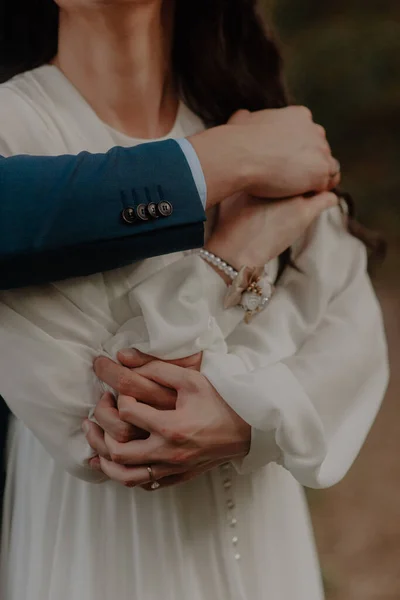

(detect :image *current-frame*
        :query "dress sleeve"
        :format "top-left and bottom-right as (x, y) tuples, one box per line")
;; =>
(104, 253), (245, 360)
(200, 207), (389, 488)
(0, 296), (105, 483)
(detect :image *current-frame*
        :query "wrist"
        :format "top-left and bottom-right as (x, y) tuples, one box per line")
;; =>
(204, 240), (243, 273)
(205, 240), (270, 273)
(188, 125), (251, 209)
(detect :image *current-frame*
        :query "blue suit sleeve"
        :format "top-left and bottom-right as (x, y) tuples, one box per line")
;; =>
(0, 139), (206, 289)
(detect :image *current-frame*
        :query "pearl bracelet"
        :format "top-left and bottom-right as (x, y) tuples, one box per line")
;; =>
(198, 249), (238, 280)
(198, 249), (274, 323)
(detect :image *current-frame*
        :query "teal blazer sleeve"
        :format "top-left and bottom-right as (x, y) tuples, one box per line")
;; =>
(0, 139), (206, 289)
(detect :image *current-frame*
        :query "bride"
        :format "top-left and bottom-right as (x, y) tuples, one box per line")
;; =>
(0, 0), (388, 599)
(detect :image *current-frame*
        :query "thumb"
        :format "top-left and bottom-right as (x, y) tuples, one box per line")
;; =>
(117, 348), (154, 368)
(306, 191), (339, 222)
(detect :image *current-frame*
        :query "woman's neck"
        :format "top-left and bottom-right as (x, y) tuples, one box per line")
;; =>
(53, 1), (178, 138)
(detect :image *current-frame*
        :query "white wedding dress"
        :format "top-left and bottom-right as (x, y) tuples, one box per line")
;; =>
(0, 66), (389, 600)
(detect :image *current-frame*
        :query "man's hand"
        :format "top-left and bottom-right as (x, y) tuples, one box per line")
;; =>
(189, 105), (340, 209)
(85, 353), (250, 489)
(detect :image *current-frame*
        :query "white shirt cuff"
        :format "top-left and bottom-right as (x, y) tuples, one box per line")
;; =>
(176, 138), (207, 209)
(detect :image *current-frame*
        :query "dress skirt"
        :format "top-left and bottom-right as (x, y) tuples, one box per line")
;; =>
(1, 418), (324, 600)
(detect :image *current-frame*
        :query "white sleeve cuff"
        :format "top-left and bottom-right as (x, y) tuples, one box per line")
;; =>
(176, 138), (207, 209)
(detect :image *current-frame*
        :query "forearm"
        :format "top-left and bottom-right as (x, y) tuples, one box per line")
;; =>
(0, 140), (205, 288)
(188, 125), (249, 209)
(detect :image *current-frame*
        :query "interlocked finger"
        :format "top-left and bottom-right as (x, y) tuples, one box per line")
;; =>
(103, 431), (176, 465)
(94, 357), (177, 409)
(83, 419), (111, 460)
(93, 392), (140, 443)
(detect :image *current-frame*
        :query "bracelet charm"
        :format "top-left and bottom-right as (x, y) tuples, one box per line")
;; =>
(198, 249), (274, 323)
(225, 265), (274, 323)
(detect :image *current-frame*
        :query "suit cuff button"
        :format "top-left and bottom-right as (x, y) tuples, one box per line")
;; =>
(147, 202), (159, 219)
(121, 207), (136, 224)
(137, 204), (149, 221)
(157, 200), (173, 217)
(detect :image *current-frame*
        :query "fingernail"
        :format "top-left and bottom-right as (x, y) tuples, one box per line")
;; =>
(89, 457), (101, 471)
(82, 420), (90, 435)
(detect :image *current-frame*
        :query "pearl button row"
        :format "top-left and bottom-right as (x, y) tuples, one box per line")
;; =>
(220, 463), (241, 561)
(198, 249), (238, 281)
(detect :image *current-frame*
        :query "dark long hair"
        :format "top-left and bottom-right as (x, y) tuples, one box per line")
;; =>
(0, 0), (384, 275)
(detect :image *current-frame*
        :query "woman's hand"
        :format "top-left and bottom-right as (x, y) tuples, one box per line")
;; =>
(206, 190), (338, 271)
(84, 350), (202, 464)
(84, 350), (249, 489)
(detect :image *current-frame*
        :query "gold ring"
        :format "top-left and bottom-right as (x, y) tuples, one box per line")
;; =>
(147, 466), (161, 490)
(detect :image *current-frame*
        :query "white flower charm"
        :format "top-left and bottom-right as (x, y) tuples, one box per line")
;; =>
(198, 250), (275, 323)
(241, 291), (263, 312)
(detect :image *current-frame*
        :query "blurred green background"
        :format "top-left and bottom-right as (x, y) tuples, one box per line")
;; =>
(261, 2), (400, 599)
(265, 0), (400, 237)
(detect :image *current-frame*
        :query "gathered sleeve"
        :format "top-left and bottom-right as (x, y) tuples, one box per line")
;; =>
(128, 207), (389, 489)
(0, 289), (107, 483)
(201, 208), (389, 487)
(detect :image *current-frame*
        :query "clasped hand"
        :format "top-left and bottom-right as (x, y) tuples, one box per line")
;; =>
(84, 350), (251, 490)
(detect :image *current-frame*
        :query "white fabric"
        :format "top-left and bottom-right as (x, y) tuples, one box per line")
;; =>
(0, 66), (389, 600)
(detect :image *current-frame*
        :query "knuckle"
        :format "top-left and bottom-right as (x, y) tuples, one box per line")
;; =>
(118, 407), (132, 423)
(323, 173), (332, 191)
(313, 160), (331, 188)
(296, 105), (312, 120)
(321, 141), (331, 155)
(315, 170), (329, 192)
(114, 422), (132, 443)
(110, 451), (124, 464)
(93, 412), (108, 430)
(117, 374), (134, 395)
(106, 439), (125, 464)
(163, 425), (187, 445)
(316, 124), (326, 138)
